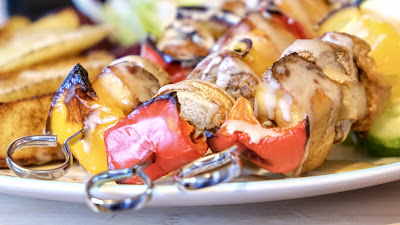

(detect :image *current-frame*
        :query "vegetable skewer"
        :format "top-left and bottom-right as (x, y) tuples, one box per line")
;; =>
(174, 32), (390, 189)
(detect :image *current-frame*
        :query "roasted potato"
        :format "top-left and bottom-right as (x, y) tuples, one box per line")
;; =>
(0, 94), (63, 168)
(0, 8), (80, 47)
(27, 8), (80, 31)
(0, 51), (115, 103)
(0, 25), (112, 74)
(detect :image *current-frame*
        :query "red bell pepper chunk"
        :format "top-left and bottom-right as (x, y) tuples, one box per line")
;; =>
(141, 41), (191, 83)
(272, 13), (309, 39)
(104, 93), (208, 184)
(208, 97), (309, 173)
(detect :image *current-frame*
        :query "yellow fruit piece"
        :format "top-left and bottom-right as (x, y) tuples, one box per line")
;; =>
(361, 0), (400, 26)
(318, 7), (400, 101)
(318, 7), (361, 35)
(341, 13), (400, 77)
(222, 29), (284, 77)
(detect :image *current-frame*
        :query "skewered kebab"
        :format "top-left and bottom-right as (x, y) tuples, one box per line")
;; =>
(47, 56), (171, 174)
(46, 54), (236, 181)
(107, 30), (388, 185)
(71, 0), (338, 179)
(141, 3), (244, 83)
(141, 0), (331, 82)
(8, 0), (325, 176)
(27, 3), (388, 181)
(104, 81), (235, 183)
(176, 32), (389, 183)
(4, 0), (376, 179)
(102, 30), (388, 186)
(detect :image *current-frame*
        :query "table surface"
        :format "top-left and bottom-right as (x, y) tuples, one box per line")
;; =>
(1, 180), (400, 225)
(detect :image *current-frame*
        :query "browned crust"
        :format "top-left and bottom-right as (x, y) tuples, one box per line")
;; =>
(269, 54), (342, 176)
(0, 150), (63, 168)
(323, 32), (391, 131)
(0, 93), (64, 168)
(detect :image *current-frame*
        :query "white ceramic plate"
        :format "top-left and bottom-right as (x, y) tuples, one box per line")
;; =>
(1, 144), (400, 206)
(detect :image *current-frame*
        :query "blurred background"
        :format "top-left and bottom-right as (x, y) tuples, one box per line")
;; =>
(0, 0), (76, 24)
(7, 0), (73, 20)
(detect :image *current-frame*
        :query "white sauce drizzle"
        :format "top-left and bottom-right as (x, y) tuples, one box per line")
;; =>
(225, 120), (282, 144)
(206, 102), (220, 126)
(273, 57), (342, 176)
(216, 57), (236, 89)
(262, 76), (281, 120)
(320, 33), (355, 61)
(282, 40), (356, 82)
(203, 56), (222, 74)
(280, 92), (293, 123)
(215, 71), (231, 89)
(276, 60), (341, 119)
(81, 107), (118, 154)
(157, 83), (199, 95)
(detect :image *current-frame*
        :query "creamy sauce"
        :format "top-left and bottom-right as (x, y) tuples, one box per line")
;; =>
(158, 83), (199, 95)
(225, 120), (282, 144)
(280, 92), (293, 123)
(205, 102), (220, 126)
(282, 39), (357, 83)
(273, 60), (342, 120)
(203, 55), (222, 75)
(81, 106), (118, 154)
(320, 33), (355, 61)
(216, 56), (238, 89)
(269, 56), (342, 176)
(262, 77), (280, 120)
(215, 70), (231, 89)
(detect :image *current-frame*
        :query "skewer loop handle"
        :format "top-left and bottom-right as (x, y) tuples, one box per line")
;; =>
(173, 144), (243, 190)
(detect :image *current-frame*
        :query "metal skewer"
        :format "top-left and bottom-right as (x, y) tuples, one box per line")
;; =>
(85, 152), (155, 212)
(173, 143), (246, 190)
(6, 129), (81, 180)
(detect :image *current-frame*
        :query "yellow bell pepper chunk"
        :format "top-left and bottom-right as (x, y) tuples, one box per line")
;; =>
(70, 104), (124, 174)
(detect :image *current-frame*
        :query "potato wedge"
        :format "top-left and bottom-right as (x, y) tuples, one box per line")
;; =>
(0, 16), (31, 37)
(0, 51), (115, 103)
(0, 16), (31, 46)
(0, 25), (112, 73)
(0, 8), (80, 48)
(27, 8), (80, 31)
(0, 94), (62, 168)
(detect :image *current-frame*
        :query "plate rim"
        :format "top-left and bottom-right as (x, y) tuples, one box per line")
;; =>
(1, 161), (400, 206)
